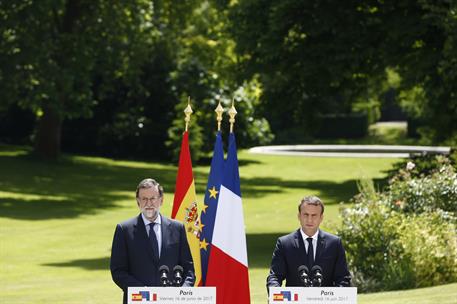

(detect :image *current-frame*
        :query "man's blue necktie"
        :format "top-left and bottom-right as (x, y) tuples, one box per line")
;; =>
(149, 223), (159, 261)
(307, 237), (314, 269)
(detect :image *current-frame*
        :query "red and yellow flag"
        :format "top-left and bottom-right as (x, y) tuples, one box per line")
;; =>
(171, 131), (202, 286)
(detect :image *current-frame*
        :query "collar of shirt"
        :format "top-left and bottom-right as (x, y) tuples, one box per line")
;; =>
(300, 228), (319, 242)
(141, 213), (162, 227)
(300, 229), (319, 258)
(141, 213), (162, 239)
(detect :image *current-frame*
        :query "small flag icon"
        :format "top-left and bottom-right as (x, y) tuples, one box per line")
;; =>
(131, 291), (150, 301)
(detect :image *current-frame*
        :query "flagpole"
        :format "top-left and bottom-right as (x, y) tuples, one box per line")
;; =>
(228, 99), (237, 133)
(215, 101), (224, 131)
(184, 96), (193, 132)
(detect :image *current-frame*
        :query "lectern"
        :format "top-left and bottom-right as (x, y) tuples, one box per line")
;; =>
(128, 287), (216, 304)
(268, 287), (357, 304)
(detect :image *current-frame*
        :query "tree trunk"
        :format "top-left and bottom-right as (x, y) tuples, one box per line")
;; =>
(33, 0), (79, 159)
(34, 104), (62, 159)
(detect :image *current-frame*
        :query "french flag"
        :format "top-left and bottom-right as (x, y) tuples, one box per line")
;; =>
(205, 133), (250, 304)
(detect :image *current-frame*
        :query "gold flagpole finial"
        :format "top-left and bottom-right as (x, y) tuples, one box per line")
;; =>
(184, 96), (193, 132)
(215, 101), (224, 131)
(228, 99), (237, 133)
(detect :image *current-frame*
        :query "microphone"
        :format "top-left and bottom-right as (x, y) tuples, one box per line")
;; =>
(297, 265), (310, 287)
(172, 265), (184, 286)
(311, 265), (323, 287)
(159, 265), (170, 286)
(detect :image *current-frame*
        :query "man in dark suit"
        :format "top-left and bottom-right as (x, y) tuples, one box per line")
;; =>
(267, 196), (351, 288)
(110, 178), (195, 303)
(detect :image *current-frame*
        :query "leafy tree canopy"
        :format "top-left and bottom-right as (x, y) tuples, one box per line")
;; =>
(229, 0), (457, 143)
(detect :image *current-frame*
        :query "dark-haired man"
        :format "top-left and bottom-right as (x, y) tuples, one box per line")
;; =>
(110, 178), (195, 303)
(267, 196), (351, 288)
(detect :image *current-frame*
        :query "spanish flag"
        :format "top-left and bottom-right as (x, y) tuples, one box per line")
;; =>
(171, 131), (202, 286)
(273, 293), (284, 301)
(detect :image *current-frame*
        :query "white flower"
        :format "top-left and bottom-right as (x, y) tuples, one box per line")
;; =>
(406, 161), (415, 171)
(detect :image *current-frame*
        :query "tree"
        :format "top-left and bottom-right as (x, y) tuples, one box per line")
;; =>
(0, 0), (155, 158)
(0, 1), (273, 161)
(165, 0), (274, 161)
(228, 0), (457, 144)
(382, 0), (457, 144)
(229, 0), (386, 140)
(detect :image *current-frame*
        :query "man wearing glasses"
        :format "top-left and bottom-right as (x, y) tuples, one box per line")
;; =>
(110, 178), (195, 303)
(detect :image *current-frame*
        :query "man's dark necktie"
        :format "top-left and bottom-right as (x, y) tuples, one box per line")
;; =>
(149, 223), (159, 261)
(306, 237), (314, 269)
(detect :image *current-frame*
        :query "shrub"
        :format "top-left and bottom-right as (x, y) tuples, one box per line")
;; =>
(339, 190), (404, 292)
(386, 154), (456, 181)
(338, 161), (457, 292)
(396, 212), (457, 288)
(388, 163), (457, 218)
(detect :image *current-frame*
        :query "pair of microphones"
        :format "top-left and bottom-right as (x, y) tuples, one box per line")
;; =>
(158, 265), (184, 286)
(298, 265), (323, 287)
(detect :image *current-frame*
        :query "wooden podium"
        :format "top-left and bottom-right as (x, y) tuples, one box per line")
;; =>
(269, 287), (357, 304)
(128, 287), (216, 304)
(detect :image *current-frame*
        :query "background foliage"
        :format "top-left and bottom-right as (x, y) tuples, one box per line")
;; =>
(1, 0), (456, 159)
(229, 0), (457, 143)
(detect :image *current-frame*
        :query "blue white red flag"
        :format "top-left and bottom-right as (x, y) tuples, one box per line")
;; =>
(205, 133), (250, 304)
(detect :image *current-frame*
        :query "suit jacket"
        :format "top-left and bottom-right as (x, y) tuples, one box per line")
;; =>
(110, 214), (195, 303)
(267, 229), (351, 288)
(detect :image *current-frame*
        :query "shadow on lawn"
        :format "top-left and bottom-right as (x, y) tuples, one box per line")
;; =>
(0, 197), (123, 220)
(0, 150), (389, 220)
(0, 153), (179, 220)
(240, 177), (387, 204)
(247, 233), (285, 269)
(43, 257), (110, 271)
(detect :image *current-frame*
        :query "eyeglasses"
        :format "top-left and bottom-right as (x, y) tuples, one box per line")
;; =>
(139, 196), (162, 204)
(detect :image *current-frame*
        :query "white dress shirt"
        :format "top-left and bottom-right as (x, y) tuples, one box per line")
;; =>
(300, 229), (319, 260)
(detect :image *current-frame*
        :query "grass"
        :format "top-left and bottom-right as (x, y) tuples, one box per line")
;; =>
(358, 283), (457, 304)
(1, 144), (455, 303)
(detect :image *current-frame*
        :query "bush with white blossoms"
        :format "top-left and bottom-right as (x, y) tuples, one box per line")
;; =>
(338, 158), (457, 292)
(388, 163), (457, 219)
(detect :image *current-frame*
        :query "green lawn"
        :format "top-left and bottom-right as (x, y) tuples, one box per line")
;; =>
(1, 145), (455, 303)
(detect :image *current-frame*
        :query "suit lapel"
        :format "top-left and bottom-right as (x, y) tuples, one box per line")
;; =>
(315, 230), (326, 264)
(294, 229), (307, 264)
(159, 215), (171, 264)
(293, 229), (300, 249)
